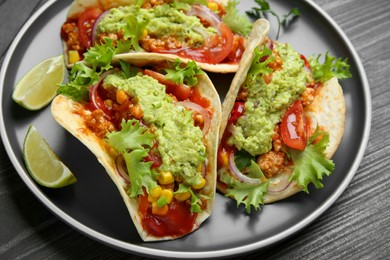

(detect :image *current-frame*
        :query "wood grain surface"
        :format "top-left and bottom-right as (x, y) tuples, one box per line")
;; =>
(0, 0), (389, 259)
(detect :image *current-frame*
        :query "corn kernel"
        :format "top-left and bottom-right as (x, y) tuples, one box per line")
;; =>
(158, 171), (174, 185)
(148, 194), (158, 203)
(161, 189), (173, 204)
(131, 104), (143, 120)
(174, 191), (191, 202)
(68, 50), (80, 64)
(104, 99), (113, 108)
(208, 2), (219, 12)
(152, 202), (169, 215)
(151, 186), (162, 198)
(116, 90), (128, 104)
(192, 177), (206, 190)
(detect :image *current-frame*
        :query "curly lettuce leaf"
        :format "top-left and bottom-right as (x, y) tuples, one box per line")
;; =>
(57, 62), (99, 101)
(119, 60), (138, 79)
(123, 149), (156, 197)
(308, 52), (352, 83)
(247, 46), (274, 78)
(122, 16), (147, 52)
(222, 0), (252, 36)
(174, 184), (207, 213)
(83, 38), (116, 71)
(59, 39), (121, 101)
(106, 119), (158, 197)
(164, 59), (204, 87)
(105, 119), (154, 153)
(220, 165), (269, 214)
(288, 129), (335, 193)
(116, 39), (133, 54)
(234, 149), (256, 170)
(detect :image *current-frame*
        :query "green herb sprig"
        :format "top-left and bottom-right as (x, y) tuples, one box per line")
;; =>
(246, 0), (300, 39)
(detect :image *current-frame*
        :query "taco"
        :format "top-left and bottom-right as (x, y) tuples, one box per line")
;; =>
(51, 59), (221, 241)
(61, 0), (252, 73)
(217, 20), (351, 213)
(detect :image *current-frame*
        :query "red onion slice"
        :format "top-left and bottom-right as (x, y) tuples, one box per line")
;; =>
(228, 152), (262, 185)
(91, 10), (110, 44)
(193, 26), (211, 49)
(115, 154), (130, 184)
(176, 101), (211, 135)
(266, 39), (274, 50)
(89, 69), (120, 118)
(267, 173), (292, 193)
(186, 4), (222, 29)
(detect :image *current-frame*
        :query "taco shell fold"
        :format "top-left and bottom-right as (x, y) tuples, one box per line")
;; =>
(51, 69), (221, 241)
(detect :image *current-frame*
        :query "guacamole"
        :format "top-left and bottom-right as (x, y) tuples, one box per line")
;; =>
(103, 73), (206, 181)
(97, 4), (216, 49)
(228, 43), (310, 156)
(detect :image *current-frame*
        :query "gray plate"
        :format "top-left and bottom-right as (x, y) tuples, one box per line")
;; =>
(0, 0), (371, 258)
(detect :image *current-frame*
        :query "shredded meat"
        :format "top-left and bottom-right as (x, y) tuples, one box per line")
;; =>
(140, 35), (183, 52)
(141, 0), (171, 8)
(257, 150), (286, 178)
(256, 125), (289, 178)
(85, 110), (115, 138)
(301, 87), (315, 107)
(61, 22), (83, 51)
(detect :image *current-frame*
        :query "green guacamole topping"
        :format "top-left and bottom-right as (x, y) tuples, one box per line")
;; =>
(228, 43), (310, 156)
(97, 4), (216, 49)
(103, 73), (206, 181)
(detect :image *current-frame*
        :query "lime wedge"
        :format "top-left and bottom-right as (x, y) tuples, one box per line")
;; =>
(23, 125), (76, 188)
(12, 55), (65, 110)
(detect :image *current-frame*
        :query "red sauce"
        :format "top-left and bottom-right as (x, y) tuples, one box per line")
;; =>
(86, 70), (209, 238)
(189, 87), (211, 109)
(189, 87), (214, 119)
(139, 194), (197, 237)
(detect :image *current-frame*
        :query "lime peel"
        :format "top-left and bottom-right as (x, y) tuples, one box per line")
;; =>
(23, 125), (76, 188)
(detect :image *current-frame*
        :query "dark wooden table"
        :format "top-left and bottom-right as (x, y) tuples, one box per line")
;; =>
(1, 0), (389, 259)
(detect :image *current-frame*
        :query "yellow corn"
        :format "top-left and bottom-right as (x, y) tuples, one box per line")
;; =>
(161, 189), (173, 204)
(151, 186), (162, 198)
(104, 99), (113, 108)
(208, 2), (219, 12)
(68, 50), (80, 64)
(148, 186), (163, 202)
(158, 171), (174, 185)
(192, 177), (206, 190)
(152, 202), (169, 216)
(174, 191), (191, 202)
(116, 90), (128, 104)
(148, 194), (158, 203)
(131, 104), (143, 120)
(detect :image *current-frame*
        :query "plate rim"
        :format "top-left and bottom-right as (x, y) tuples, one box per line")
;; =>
(0, 0), (372, 258)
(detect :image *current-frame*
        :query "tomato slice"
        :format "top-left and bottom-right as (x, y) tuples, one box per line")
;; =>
(89, 81), (112, 118)
(143, 69), (192, 101)
(228, 102), (245, 124)
(280, 100), (308, 150)
(155, 22), (234, 64)
(78, 7), (102, 49)
(208, 22), (234, 63)
(227, 35), (246, 63)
